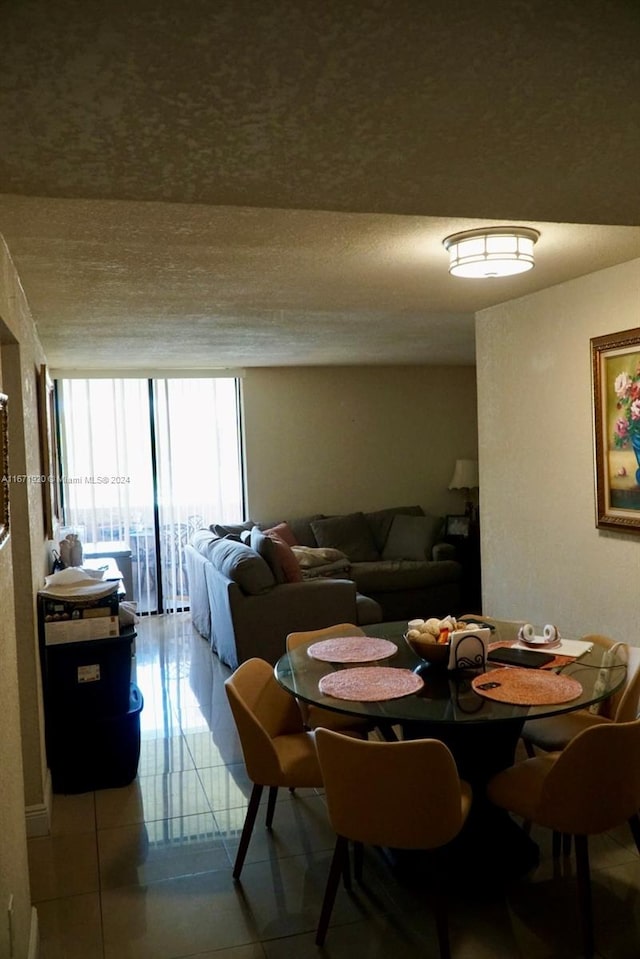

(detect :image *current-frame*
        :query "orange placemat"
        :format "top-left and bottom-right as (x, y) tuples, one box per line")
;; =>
(308, 636), (397, 663)
(472, 668), (582, 706)
(319, 666), (423, 702)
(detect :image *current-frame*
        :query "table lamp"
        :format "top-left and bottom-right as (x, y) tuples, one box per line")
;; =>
(448, 459), (479, 517)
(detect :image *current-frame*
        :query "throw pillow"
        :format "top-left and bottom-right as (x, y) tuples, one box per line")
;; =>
(250, 527), (286, 584)
(267, 533), (303, 583)
(310, 512), (380, 562)
(382, 513), (442, 562)
(210, 520), (255, 539)
(364, 505), (425, 553)
(286, 514), (325, 547)
(263, 521), (298, 547)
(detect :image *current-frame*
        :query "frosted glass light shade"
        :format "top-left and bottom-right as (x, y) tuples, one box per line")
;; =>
(443, 227), (540, 278)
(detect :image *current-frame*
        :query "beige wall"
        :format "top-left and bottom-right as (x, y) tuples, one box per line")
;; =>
(0, 237), (48, 959)
(476, 258), (640, 643)
(242, 365), (478, 522)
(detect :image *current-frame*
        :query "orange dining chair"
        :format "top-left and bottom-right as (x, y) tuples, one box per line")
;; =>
(521, 638), (640, 756)
(314, 728), (473, 957)
(286, 624), (374, 736)
(224, 657), (324, 880)
(487, 718), (640, 958)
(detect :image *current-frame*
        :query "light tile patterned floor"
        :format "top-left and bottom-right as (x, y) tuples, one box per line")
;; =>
(28, 612), (640, 958)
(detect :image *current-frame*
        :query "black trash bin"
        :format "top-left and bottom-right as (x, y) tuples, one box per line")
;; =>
(48, 683), (144, 794)
(38, 589), (143, 792)
(44, 631), (135, 718)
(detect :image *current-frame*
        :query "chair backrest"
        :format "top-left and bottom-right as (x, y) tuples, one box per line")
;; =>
(286, 623), (364, 652)
(315, 728), (468, 851)
(537, 718), (640, 835)
(582, 634), (619, 719)
(587, 637), (640, 721)
(286, 625), (365, 726)
(224, 658), (305, 784)
(612, 644), (640, 723)
(459, 615), (526, 644)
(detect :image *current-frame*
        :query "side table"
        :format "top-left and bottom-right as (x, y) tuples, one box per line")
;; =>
(445, 526), (481, 613)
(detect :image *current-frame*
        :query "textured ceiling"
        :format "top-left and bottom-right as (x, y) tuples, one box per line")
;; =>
(1, 0), (639, 369)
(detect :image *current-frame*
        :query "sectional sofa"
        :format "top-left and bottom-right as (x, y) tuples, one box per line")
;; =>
(186, 505), (462, 669)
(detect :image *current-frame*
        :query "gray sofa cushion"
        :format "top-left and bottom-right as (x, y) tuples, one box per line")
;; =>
(287, 514), (325, 547)
(349, 559), (462, 593)
(209, 537), (276, 595)
(364, 505), (424, 552)
(209, 519), (255, 539)
(259, 514), (325, 547)
(311, 512), (380, 562)
(191, 528), (224, 560)
(382, 513), (442, 561)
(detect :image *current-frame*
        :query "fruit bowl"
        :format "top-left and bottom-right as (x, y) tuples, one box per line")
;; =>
(404, 632), (450, 667)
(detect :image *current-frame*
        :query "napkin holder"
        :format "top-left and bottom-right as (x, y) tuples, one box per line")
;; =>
(447, 628), (491, 672)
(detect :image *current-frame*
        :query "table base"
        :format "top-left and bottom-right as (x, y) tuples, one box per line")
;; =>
(392, 717), (539, 886)
(382, 800), (539, 891)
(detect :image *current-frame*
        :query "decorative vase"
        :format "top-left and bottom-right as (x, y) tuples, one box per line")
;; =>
(631, 429), (640, 486)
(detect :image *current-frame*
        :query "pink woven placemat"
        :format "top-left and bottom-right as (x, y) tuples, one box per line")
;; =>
(472, 668), (582, 706)
(308, 636), (397, 663)
(319, 666), (423, 702)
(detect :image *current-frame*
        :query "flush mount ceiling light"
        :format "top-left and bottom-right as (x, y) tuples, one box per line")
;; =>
(443, 227), (540, 279)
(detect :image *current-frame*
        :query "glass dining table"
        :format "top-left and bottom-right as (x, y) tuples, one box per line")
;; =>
(274, 618), (628, 884)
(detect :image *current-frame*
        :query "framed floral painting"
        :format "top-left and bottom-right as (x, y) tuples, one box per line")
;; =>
(591, 327), (640, 533)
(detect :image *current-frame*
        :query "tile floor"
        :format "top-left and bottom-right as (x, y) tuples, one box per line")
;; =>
(29, 612), (640, 958)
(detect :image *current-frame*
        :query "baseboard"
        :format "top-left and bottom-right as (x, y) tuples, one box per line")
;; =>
(28, 907), (39, 959)
(25, 771), (52, 838)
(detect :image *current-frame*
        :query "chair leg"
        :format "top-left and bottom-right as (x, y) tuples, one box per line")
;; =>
(342, 843), (352, 891)
(233, 783), (263, 880)
(377, 722), (400, 742)
(316, 835), (349, 946)
(552, 831), (572, 858)
(353, 840), (364, 883)
(628, 813), (640, 855)
(574, 834), (594, 959)
(265, 786), (278, 829)
(432, 891), (451, 959)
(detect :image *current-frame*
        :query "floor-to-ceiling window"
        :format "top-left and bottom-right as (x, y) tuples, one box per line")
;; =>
(57, 375), (244, 613)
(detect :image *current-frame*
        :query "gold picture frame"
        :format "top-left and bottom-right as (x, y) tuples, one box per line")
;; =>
(0, 392), (9, 548)
(591, 327), (640, 534)
(38, 364), (60, 538)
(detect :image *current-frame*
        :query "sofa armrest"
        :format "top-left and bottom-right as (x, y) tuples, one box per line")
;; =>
(185, 544), (212, 641)
(432, 541), (456, 561)
(230, 578), (358, 667)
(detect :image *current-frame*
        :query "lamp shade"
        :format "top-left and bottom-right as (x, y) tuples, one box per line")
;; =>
(443, 227), (540, 278)
(448, 459), (479, 491)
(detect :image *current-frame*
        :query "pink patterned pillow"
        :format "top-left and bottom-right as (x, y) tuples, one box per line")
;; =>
(263, 521), (298, 547)
(267, 532), (302, 582)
